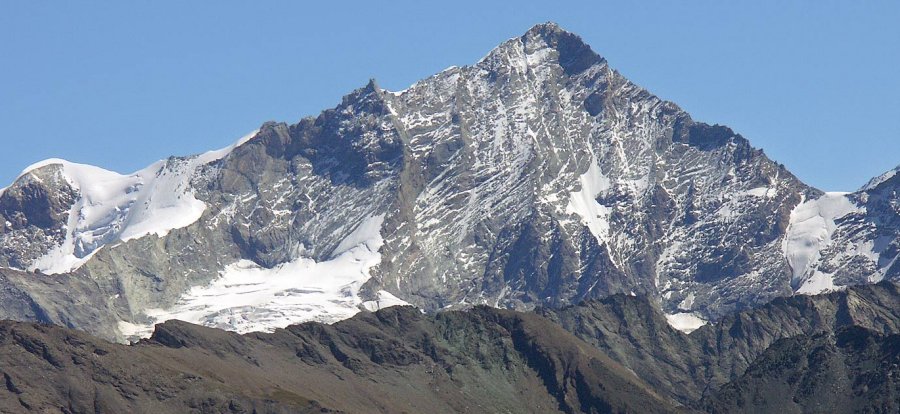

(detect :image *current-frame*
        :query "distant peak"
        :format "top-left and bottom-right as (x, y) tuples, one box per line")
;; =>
(338, 78), (389, 113)
(14, 158), (85, 182)
(521, 22), (583, 46)
(860, 164), (900, 192)
(525, 21), (564, 36)
(518, 22), (605, 75)
(343, 78), (382, 101)
(365, 78), (380, 92)
(19, 158), (68, 174)
(482, 22), (605, 76)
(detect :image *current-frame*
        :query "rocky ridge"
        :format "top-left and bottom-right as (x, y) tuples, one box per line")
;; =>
(1, 282), (899, 413)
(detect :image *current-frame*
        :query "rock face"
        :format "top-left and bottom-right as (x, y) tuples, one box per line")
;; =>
(374, 24), (812, 321)
(0, 23), (896, 341)
(0, 164), (78, 270)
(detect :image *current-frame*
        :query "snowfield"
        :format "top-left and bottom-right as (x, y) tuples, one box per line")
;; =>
(783, 192), (863, 295)
(119, 214), (409, 340)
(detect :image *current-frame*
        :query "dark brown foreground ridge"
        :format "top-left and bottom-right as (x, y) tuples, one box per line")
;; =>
(2, 282), (899, 413)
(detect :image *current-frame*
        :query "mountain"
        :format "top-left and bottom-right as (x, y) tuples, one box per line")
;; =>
(0, 305), (677, 414)
(783, 163), (900, 295)
(1, 282), (898, 413)
(540, 281), (900, 405)
(0, 23), (896, 342)
(701, 326), (900, 413)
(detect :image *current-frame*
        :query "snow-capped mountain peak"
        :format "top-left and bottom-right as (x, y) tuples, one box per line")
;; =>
(2, 130), (258, 274)
(0, 23), (895, 342)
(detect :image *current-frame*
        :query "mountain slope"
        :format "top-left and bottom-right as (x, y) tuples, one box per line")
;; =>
(2, 283), (899, 413)
(541, 281), (900, 405)
(0, 23), (895, 341)
(702, 326), (900, 413)
(0, 306), (678, 414)
(783, 165), (900, 295)
(373, 23), (812, 320)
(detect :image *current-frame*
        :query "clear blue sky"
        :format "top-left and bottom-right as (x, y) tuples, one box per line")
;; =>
(2, 1), (898, 191)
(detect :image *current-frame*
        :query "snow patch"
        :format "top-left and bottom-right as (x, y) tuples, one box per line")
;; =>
(743, 186), (776, 198)
(117, 320), (149, 340)
(677, 293), (695, 310)
(361, 290), (411, 312)
(566, 156), (613, 243)
(120, 214), (390, 339)
(795, 271), (842, 295)
(332, 214), (386, 256)
(664, 312), (707, 333)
